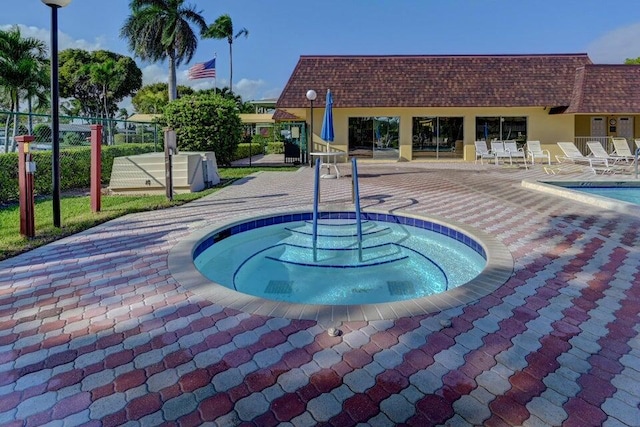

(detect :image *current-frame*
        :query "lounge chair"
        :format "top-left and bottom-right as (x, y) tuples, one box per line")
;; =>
(526, 140), (550, 165)
(586, 141), (626, 165)
(474, 141), (495, 164)
(490, 141), (512, 165)
(556, 141), (612, 174)
(504, 140), (528, 169)
(610, 137), (635, 163)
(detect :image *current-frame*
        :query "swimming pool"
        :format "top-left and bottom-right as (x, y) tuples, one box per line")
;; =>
(522, 181), (640, 215)
(168, 209), (514, 321)
(194, 217), (485, 305)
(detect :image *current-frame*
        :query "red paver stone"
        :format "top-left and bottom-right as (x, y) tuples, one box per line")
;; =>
(0, 391), (21, 412)
(51, 392), (92, 419)
(344, 394), (380, 422)
(47, 368), (84, 391)
(282, 348), (312, 369)
(271, 393), (306, 421)
(159, 383), (182, 402)
(564, 397), (608, 426)
(252, 411), (280, 427)
(343, 349), (372, 369)
(524, 351), (559, 380)
(245, 368), (277, 393)
(577, 374), (616, 405)
(102, 410), (128, 427)
(44, 349), (77, 369)
(104, 349), (134, 369)
(371, 331), (399, 349)
(125, 392), (163, 420)
(441, 370), (474, 396)
(310, 369), (341, 393)
(164, 349), (193, 369)
(90, 383), (114, 401)
(329, 410), (355, 427)
(489, 395), (530, 426)
(114, 369), (147, 393)
(199, 393), (233, 421)
(25, 411), (52, 427)
(415, 394), (454, 424)
(423, 333), (455, 354)
(377, 369), (409, 394)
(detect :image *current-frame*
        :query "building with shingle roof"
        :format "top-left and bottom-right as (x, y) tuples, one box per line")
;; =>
(275, 54), (640, 162)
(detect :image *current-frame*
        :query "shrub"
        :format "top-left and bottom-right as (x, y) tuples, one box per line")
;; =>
(163, 93), (242, 166)
(234, 142), (263, 160)
(63, 132), (86, 146)
(0, 143), (156, 205)
(266, 142), (284, 154)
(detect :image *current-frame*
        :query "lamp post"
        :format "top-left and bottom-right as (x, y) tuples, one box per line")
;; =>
(306, 89), (317, 166)
(42, 0), (71, 228)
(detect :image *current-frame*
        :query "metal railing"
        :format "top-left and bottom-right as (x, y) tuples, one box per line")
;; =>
(352, 158), (363, 262)
(312, 158), (320, 262)
(574, 136), (611, 155)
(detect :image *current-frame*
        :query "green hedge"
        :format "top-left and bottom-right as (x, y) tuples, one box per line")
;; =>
(0, 144), (155, 205)
(233, 142), (263, 161)
(266, 141), (284, 154)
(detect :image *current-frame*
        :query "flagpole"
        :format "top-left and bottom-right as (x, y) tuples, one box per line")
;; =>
(214, 52), (217, 94)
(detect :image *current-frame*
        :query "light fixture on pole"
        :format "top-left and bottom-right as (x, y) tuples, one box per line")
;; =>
(306, 89), (317, 166)
(42, 0), (71, 228)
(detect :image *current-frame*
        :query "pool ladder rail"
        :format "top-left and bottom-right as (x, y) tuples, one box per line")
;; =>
(312, 157), (364, 262)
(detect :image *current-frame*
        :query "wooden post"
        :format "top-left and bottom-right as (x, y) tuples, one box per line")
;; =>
(90, 124), (103, 212)
(15, 135), (35, 237)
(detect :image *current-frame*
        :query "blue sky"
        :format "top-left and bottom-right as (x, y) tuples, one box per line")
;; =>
(3, 0), (640, 111)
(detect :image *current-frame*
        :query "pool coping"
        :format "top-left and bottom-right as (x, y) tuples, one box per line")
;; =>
(168, 207), (514, 323)
(521, 179), (640, 216)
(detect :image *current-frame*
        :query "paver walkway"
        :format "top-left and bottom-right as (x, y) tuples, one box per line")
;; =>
(1, 162), (639, 426)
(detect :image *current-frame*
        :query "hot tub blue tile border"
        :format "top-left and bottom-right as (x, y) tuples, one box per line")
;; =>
(194, 211), (487, 261)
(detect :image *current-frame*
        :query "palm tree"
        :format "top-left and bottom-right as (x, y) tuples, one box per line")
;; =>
(203, 14), (248, 93)
(0, 26), (48, 152)
(120, 0), (207, 102)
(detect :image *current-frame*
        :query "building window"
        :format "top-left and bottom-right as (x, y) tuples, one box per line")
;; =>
(412, 116), (463, 158)
(348, 116), (399, 159)
(476, 116), (527, 143)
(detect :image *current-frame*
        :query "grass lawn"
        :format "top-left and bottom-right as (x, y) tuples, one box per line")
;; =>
(0, 166), (297, 261)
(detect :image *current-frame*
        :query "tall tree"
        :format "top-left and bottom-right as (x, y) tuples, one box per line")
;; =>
(0, 26), (48, 152)
(203, 14), (248, 93)
(59, 49), (142, 119)
(120, 0), (207, 101)
(132, 82), (194, 114)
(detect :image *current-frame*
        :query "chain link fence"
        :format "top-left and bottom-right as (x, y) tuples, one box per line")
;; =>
(0, 111), (163, 205)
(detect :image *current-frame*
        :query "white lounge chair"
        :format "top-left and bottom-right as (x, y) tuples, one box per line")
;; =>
(490, 141), (511, 165)
(587, 141), (626, 165)
(526, 140), (550, 165)
(610, 137), (635, 162)
(504, 140), (528, 169)
(474, 141), (495, 164)
(556, 141), (612, 174)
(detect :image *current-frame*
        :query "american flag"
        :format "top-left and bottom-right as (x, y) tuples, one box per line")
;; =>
(188, 57), (216, 80)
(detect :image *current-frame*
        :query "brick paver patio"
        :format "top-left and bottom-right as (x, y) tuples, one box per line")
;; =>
(1, 162), (639, 426)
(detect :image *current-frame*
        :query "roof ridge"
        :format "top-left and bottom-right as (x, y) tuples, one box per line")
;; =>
(299, 53), (590, 59)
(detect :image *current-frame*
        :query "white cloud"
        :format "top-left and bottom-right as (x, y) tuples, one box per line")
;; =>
(587, 22), (640, 63)
(0, 24), (105, 51)
(234, 78), (266, 101)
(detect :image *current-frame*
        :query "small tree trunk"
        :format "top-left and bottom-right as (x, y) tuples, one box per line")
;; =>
(168, 52), (178, 101)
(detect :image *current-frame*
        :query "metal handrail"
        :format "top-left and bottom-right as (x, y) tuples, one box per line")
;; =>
(352, 158), (363, 262)
(312, 158), (320, 261)
(635, 147), (640, 179)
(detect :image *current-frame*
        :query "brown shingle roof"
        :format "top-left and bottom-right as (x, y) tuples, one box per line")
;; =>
(565, 65), (640, 113)
(276, 54), (593, 109)
(272, 109), (301, 121)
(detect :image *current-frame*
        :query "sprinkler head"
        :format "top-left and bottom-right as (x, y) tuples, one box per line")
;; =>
(327, 327), (341, 337)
